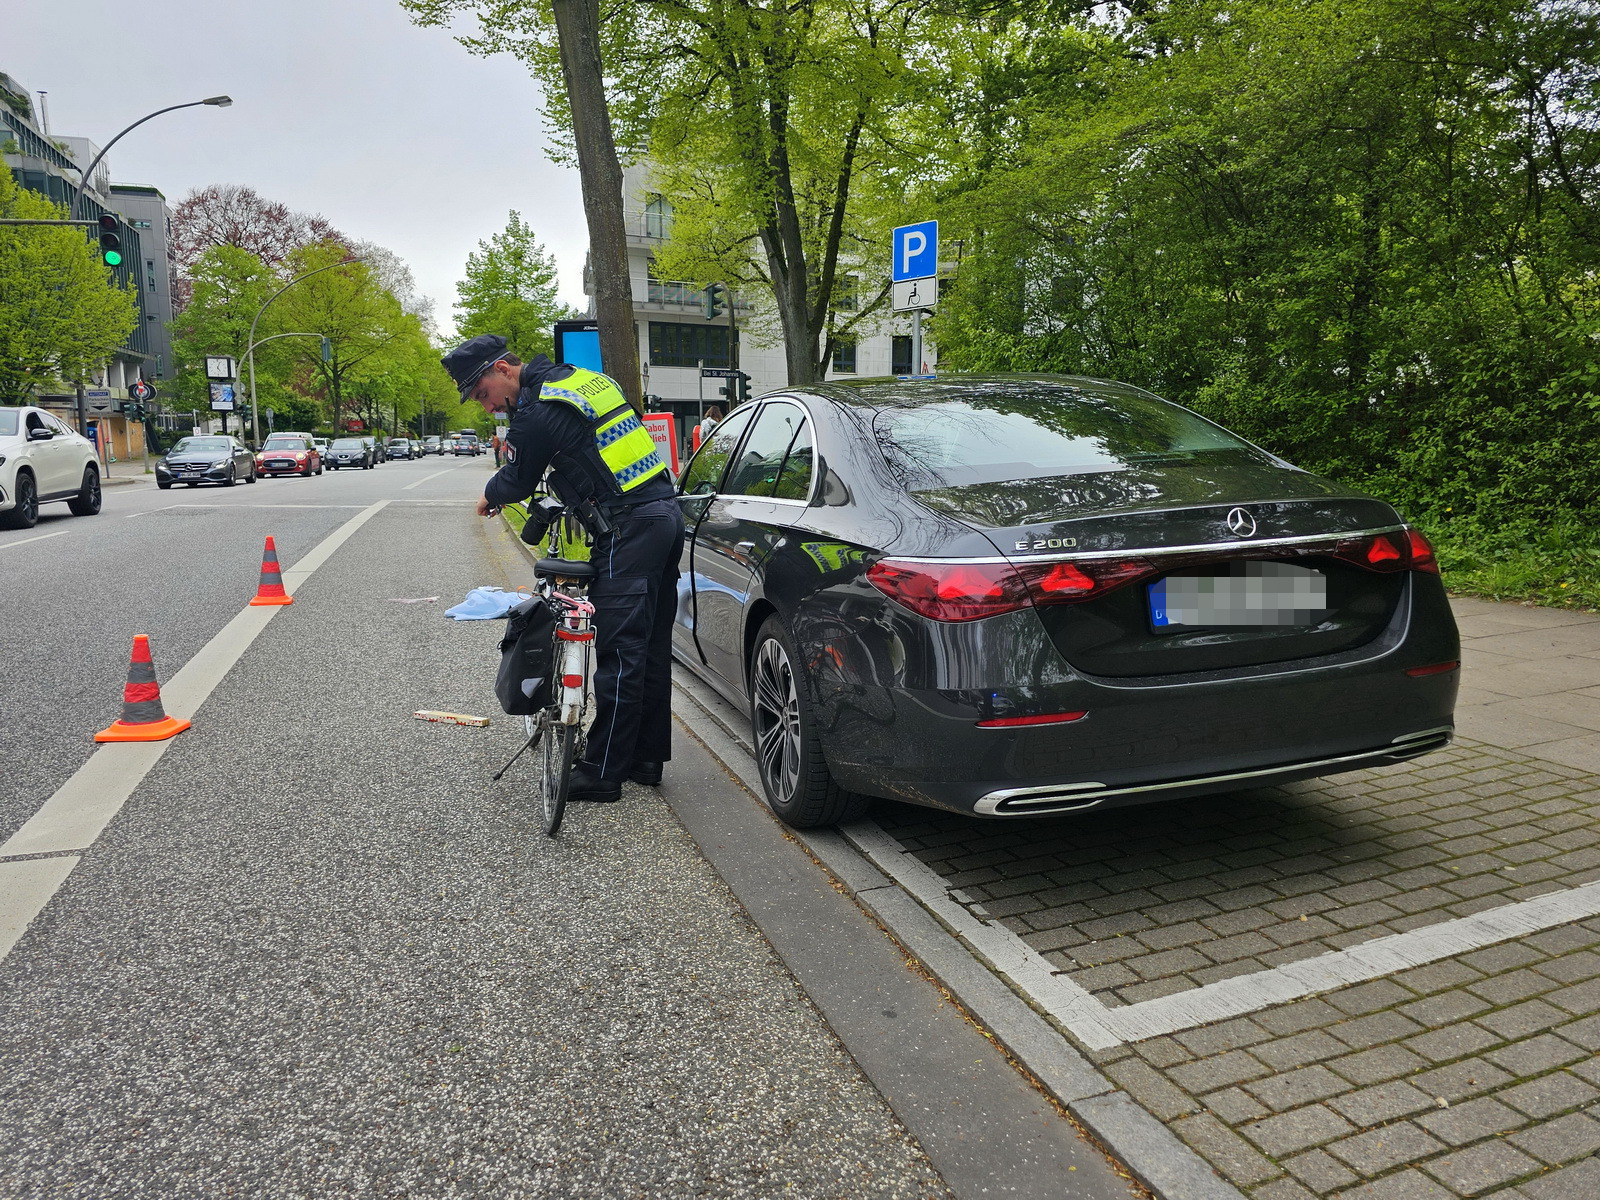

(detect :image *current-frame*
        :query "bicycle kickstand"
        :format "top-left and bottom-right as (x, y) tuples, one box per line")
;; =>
(492, 725), (542, 781)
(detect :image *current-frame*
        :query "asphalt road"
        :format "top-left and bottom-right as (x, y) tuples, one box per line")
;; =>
(0, 456), (963, 1197)
(0, 453), (481, 842)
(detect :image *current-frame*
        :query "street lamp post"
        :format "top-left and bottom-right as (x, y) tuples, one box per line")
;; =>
(244, 257), (362, 445)
(64, 95), (232, 443)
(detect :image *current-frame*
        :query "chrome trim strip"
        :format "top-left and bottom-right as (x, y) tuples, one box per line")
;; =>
(973, 730), (1454, 815)
(1393, 725), (1453, 744)
(893, 524), (1408, 566)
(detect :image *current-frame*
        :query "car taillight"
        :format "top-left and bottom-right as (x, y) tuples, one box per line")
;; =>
(867, 557), (1159, 622)
(1016, 559), (1157, 606)
(866, 560), (1031, 621)
(1332, 528), (1439, 575)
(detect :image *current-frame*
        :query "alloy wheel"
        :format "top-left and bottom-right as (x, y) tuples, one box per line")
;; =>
(752, 638), (802, 803)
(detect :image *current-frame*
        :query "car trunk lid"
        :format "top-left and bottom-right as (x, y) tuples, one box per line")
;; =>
(915, 465), (1412, 677)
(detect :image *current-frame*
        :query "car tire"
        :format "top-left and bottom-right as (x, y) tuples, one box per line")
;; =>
(157, 480), (172, 490)
(316, 464), (323, 475)
(247, 468), (256, 483)
(223, 464), (237, 487)
(748, 615), (870, 828)
(2, 471), (39, 529)
(67, 465), (101, 516)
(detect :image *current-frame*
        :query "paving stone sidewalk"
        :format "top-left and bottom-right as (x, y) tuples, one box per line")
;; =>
(871, 597), (1600, 1198)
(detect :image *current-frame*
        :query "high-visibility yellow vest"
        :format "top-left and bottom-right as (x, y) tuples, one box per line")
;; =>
(540, 367), (666, 494)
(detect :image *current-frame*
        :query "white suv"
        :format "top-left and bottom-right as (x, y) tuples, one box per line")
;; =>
(0, 406), (102, 529)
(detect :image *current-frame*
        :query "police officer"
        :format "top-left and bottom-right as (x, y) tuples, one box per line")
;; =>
(443, 334), (684, 803)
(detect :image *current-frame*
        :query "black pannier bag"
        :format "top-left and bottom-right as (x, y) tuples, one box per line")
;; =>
(495, 595), (557, 715)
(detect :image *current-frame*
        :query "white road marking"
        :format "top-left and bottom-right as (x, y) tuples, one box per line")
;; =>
(842, 823), (1600, 1049)
(0, 500), (391, 958)
(402, 467), (458, 490)
(129, 504), (366, 517)
(0, 530), (70, 548)
(0, 858), (80, 961)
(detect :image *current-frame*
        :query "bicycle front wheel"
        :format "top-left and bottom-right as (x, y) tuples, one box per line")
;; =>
(537, 714), (576, 837)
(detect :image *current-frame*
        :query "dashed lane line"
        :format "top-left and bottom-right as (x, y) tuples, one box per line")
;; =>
(402, 466), (461, 490)
(0, 530), (70, 548)
(127, 503), (369, 518)
(0, 500), (391, 961)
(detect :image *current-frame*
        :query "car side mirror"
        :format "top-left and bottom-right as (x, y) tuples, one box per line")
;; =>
(28, 427), (54, 441)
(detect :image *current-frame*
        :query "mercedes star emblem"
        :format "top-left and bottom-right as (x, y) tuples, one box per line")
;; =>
(1226, 507), (1258, 538)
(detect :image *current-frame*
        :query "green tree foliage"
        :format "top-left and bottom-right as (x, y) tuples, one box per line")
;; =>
(935, 0), (1600, 527)
(402, 0), (956, 384)
(0, 165), (138, 402)
(453, 210), (572, 358)
(168, 245), (281, 416)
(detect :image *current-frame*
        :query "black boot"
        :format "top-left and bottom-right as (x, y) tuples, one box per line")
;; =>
(628, 761), (664, 787)
(567, 763), (622, 803)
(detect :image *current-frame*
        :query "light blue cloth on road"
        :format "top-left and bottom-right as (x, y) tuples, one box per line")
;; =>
(445, 586), (526, 621)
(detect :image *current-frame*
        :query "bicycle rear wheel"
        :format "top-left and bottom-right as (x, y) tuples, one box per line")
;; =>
(537, 713), (576, 836)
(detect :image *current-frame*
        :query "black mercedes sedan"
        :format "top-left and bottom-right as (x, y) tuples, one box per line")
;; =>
(671, 376), (1459, 828)
(155, 435), (257, 489)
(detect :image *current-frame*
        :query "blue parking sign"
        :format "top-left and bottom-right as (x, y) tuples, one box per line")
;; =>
(892, 221), (938, 282)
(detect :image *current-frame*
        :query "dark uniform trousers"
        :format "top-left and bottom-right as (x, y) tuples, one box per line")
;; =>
(583, 496), (687, 780)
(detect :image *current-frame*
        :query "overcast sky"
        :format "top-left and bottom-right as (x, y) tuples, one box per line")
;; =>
(9, 0), (588, 333)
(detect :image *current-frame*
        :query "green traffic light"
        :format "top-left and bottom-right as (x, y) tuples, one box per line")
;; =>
(104, 250), (123, 267)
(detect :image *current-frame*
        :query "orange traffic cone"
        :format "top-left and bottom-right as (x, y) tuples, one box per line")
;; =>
(95, 635), (191, 742)
(249, 535), (293, 606)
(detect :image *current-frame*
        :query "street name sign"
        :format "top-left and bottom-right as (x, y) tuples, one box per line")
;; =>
(892, 220), (938, 283)
(892, 276), (939, 312)
(700, 367), (739, 379)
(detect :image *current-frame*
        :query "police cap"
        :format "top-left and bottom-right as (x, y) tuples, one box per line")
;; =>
(441, 334), (509, 399)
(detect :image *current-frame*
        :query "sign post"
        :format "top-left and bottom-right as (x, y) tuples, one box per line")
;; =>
(892, 220), (939, 374)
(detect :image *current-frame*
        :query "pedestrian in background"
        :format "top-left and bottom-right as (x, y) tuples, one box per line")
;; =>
(491, 429), (504, 467)
(694, 405), (724, 451)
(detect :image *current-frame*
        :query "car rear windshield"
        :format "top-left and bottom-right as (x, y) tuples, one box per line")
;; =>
(263, 437), (305, 450)
(872, 385), (1267, 490)
(0, 410), (18, 437)
(172, 437), (231, 454)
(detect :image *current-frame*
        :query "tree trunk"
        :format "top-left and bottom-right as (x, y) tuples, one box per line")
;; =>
(552, 0), (643, 414)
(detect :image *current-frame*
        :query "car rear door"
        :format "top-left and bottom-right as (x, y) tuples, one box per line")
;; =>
(691, 400), (815, 692)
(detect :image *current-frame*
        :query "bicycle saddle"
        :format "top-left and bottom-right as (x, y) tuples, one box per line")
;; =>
(535, 557), (596, 580)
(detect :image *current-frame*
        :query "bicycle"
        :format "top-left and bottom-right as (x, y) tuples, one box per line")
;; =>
(492, 502), (596, 836)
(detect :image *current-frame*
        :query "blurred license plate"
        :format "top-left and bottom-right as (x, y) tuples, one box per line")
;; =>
(1149, 562), (1327, 628)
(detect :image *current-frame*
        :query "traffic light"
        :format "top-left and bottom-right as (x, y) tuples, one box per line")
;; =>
(736, 372), (752, 404)
(320, 336), (332, 362)
(702, 282), (725, 321)
(97, 214), (123, 266)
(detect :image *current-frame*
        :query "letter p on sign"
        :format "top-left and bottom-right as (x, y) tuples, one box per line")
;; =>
(892, 220), (938, 283)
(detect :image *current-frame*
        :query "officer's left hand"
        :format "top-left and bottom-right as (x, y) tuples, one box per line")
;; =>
(475, 496), (497, 517)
